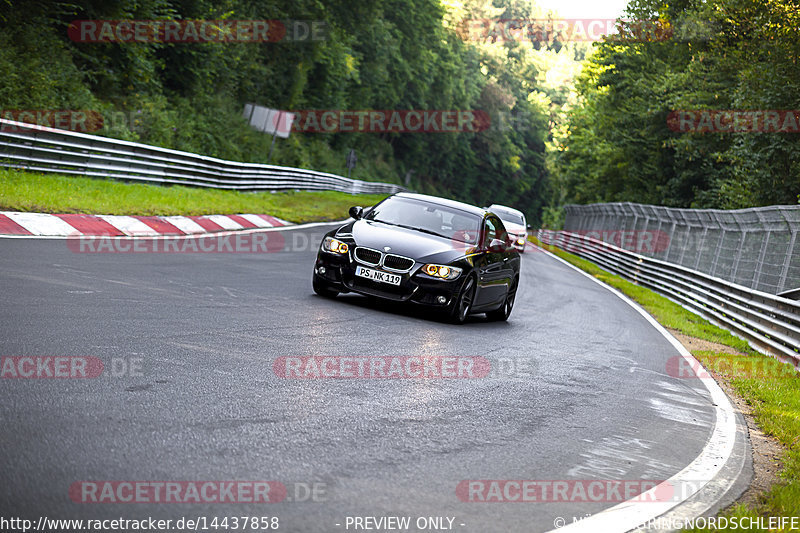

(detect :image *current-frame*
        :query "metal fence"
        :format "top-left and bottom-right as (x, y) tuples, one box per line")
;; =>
(538, 229), (800, 366)
(0, 118), (405, 195)
(564, 202), (800, 297)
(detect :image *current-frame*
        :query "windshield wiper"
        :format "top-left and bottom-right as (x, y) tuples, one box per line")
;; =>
(369, 218), (395, 225)
(392, 223), (447, 239)
(369, 219), (449, 240)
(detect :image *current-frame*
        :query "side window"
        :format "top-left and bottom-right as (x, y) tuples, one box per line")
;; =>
(483, 217), (497, 246)
(494, 217), (509, 244)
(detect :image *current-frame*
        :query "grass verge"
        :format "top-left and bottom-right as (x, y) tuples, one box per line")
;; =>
(530, 235), (800, 531)
(0, 169), (388, 223)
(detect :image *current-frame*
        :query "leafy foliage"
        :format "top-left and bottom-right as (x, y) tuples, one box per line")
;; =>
(548, 0), (800, 215)
(0, 0), (555, 224)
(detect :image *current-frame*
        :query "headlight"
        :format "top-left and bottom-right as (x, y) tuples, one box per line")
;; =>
(421, 263), (462, 280)
(322, 236), (349, 254)
(516, 237), (525, 245)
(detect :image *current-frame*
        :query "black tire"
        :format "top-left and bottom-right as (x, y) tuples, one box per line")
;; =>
(448, 275), (476, 324)
(486, 277), (517, 321)
(312, 275), (339, 298)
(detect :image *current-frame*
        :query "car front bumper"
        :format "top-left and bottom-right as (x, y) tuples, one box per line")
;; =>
(313, 253), (466, 307)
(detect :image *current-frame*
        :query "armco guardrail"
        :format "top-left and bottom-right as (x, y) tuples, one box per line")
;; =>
(564, 202), (800, 296)
(538, 229), (800, 367)
(0, 118), (405, 194)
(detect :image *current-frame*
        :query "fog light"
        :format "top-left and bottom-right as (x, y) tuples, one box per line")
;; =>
(436, 295), (447, 304)
(318, 266), (326, 275)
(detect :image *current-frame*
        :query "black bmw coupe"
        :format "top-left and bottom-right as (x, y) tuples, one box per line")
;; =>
(312, 192), (521, 323)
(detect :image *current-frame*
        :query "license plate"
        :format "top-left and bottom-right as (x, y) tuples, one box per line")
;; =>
(355, 266), (402, 286)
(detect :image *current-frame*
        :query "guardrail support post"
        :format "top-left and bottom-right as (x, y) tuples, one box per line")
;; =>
(779, 231), (797, 294)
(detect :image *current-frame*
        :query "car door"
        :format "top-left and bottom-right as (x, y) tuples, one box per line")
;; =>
(473, 216), (510, 308)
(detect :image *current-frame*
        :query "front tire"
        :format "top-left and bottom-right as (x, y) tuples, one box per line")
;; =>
(312, 275), (339, 298)
(448, 275), (476, 324)
(487, 277), (517, 321)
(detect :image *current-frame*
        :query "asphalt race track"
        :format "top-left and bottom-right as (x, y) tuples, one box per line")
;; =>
(0, 225), (742, 532)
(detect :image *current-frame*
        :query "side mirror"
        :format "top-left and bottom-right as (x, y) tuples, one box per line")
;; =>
(527, 224), (532, 231)
(349, 206), (363, 220)
(488, 238), (507, 253)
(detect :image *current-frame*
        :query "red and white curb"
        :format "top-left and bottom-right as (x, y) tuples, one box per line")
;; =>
(0, 211), (291, 237)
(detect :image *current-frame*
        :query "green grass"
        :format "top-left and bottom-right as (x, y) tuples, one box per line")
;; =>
(530, 235), (800, 531)
(0, 169), (388, 223)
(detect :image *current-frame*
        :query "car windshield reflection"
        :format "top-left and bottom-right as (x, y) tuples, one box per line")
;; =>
(365, 196), (482, 245)
(493, 210), (524, 225)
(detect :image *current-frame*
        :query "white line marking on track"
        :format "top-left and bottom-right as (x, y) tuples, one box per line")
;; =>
(536, 244), (739, 533)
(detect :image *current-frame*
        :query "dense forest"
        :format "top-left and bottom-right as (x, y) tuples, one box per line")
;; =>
(1, 0), (798, 226)
(1, 0), (570, 225)
(546, 0), (800, 226)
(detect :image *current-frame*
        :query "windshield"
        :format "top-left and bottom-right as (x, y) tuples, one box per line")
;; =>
(366, 197), (482, 245)
(492, 209), (524, 226)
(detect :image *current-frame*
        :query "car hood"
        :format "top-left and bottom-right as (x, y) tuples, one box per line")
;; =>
(337, 220), (471, 263)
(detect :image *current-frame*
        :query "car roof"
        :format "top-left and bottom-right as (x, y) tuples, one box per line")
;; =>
(487, 204), (525, 218)
(393, 192), (487, 217)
